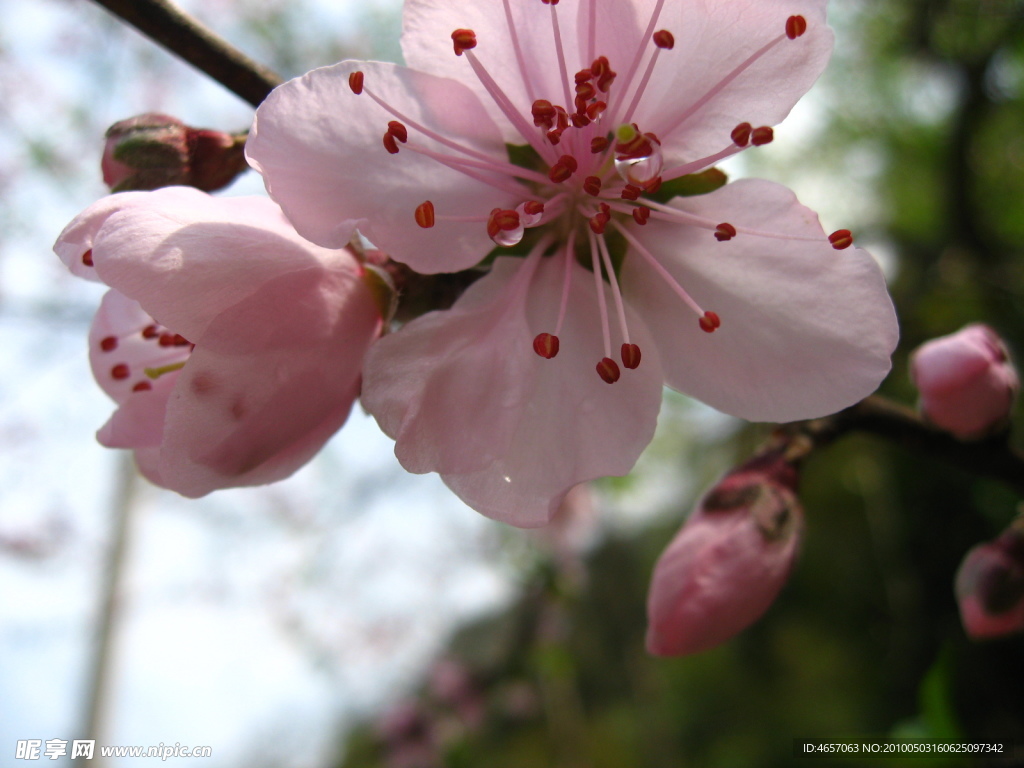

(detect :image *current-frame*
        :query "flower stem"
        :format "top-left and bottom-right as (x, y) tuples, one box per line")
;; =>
(91, 0), (282, 107)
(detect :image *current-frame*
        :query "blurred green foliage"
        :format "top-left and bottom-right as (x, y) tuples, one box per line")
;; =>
(336, 1), (1024, 766)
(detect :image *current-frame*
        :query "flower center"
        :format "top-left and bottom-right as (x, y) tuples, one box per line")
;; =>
(349, 2), (852, 383)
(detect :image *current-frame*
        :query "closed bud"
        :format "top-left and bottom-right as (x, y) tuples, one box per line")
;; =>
(102, 113), (248, 193)
(910, 324), (1018, 439)
(646, 451), (803, 656)
(955, 516), (1024, 640)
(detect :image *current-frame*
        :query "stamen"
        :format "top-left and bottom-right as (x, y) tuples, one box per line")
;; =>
(596, 232), (636, 362)
(597, 357), (621, 384)
(533, 332), (560, 358)
(82, 249), (94, 267)
(785, 15), (808, 40)
(111, 364), (130, 381)
(348, 71), (364, 94)
(829, 229), (853, 249)
(387, 121), (408, 143)
(145, 361), (187, 379)
(714, 223), (737, 241)
(547, 2), (574, 118)
(548, 154), (578, 182)
(751, 126), (774, 146)
(383, 133), (400, 154)
(141, 325), (159, 340)
(699, 311), (721, 333)
(632, 206), (650, 225)
(608, 0), (667, 118)
(731, 122), (752, 147)
(583, 176), (602, 196)
(591, 136), (610, 154)
(502, 0), (539, 102)
(588, 230), (615, 371)
(553, 228), (576, 336)
(488, 208), (524, 246)
(621, 184), (641, 201)
(653, 30), (675, 49)
(415, 201), (435, 228)
(532, 99), (556, 128)
(451, 28), (477, 56)
(99, 336), (118, 352)
(132, 381), (153, 393)
(621, 343), (642, 369)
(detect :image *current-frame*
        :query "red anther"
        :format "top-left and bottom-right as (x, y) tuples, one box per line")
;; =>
(621, 184), (641, 201)
(81, 249), (94, 267)
(730, 122), (752, 147)
(599, 202), (610, 214)
(532, 99), (556, 128)
(586, 101), (606, 120)
(621, 343), (642, 369)
(583, 176), (602, 196)
(414, 201), (436, 228)
(653, 29), (675, 49)
(548, 160), (572, 183)
(111, 363), (130, 380)
(142, 324), (159, 339)
(575, 82), (596, 100)
(487, 209), (520, 240)
(597, 69), (616, 92)
(785, 15), (808, 39)
(596, 357), (621, 383)
(571, 112), (591, 128)
(451, 28), (477, 56)
(699, 311), (721, 333)
(132, 381), (152, 393)
(172, 334), (190, 346)
(523, 200), (545, 216)
(387, 121), (408, 143)
(829, 229), (853, 249)
(348, 71), (364, 94)
(714, 222), (737, 241)
(541, 0), (559, 4)
(591, 136), (610, 154)
(547, 128), (564, 145)
(533, 332), (560, 359)
(382, 132), (400, 154)
(555, 106), (569, 130)
(591, 56), (609, 78)
(99, 336), (118, 352)
(589, 212), (610, 234)
(632, 206), (650, 225)
(574, 69), (593, 85)
(561, 155), (578, 173)
(751, 126), (774, 146)
(644, 176), (662, 194)
(158, 333), (176, 347)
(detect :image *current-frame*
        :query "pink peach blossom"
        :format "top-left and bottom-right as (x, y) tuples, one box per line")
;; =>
(247, 0), (898, 525)
(955, 517), (1024, 640)
(646, 452), (803, 656)
(54, 187), (383, 496)
(911, 324), (1018, 439)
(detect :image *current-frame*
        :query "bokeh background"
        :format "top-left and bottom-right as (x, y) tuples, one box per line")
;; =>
(1, 0), (1022, 766)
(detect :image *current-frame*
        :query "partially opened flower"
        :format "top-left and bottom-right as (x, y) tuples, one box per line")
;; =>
(247, 0), (897, 525)
(646, 451), (803, 656)
(910, 324), (1018, 440)
(955, 516), (1024, 640)
(54, 186), (384, 496)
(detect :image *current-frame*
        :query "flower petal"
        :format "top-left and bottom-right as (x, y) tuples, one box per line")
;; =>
(248, 61), (522, 273)
(621, 178), (897, 422)
(633, 0), (833, 167)
(364, 254), (663, 528)
(157, 264), (382, 497)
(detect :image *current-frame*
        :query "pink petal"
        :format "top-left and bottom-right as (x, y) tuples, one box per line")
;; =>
(402, 0), (593, 143)
(54, 191), (155, 281)
(96, 373), (178, 449)
(158, 265), (382, 497)
(621, 179), (898, 422)
(638, 0), (833, 166)
(247, 61), (522, 273)
(364, 255), (663, 528)
(87, 289), (189, 404)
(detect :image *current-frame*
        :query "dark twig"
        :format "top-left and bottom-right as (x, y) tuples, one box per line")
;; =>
(91, 0), (282, 107)
(784, 395), (1024, 496)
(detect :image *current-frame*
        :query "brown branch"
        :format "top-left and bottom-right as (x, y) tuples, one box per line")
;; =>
(785, 395), (1024, 496)
(91, 0), (282, 108)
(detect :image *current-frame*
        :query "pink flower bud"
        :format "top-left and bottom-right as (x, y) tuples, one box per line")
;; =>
(910, 324), (1019, 439)
(646, 452), (803, 656)
(102, 113), (247, 193)
(955, 517), (1024, 640)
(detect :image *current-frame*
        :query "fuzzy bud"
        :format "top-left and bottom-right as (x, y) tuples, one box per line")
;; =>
(955, 516), (1024, 640)
(102, 113), (248, 193)
(646, 451), (803, 656)
(910, 324), (1018, 439)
